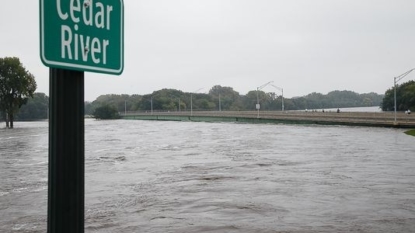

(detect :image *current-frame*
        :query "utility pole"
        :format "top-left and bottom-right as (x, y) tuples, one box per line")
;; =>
(256, 81), (273, 118)
(219, 94), (222, 111)
(151, 97), (153, 115)
(270, 84), (284, 111)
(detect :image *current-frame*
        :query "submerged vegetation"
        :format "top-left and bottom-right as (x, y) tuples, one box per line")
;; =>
(405, 129), (415, 137)
(92, 104), (120, 120)
(0, 57), (37, 128)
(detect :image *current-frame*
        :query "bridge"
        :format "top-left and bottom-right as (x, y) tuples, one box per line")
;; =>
(122, 110), (415, 128)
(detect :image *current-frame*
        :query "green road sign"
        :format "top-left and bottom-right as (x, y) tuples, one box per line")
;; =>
(40, 0), (124, 75)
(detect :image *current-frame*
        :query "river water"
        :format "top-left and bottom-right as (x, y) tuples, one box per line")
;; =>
(1, 120), (415, 232)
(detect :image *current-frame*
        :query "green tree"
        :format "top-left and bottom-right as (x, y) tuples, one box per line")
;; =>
(89, 94), (143, 115)
(361, 92), (383, 107)
(94, 94), (129, 112)
(282, 98), (295, 110)
(16, 92), (48, 120)
(268, 95), (284, 111)
(141, 89), (188, 112)
(84, 86), (385, 113)
(85, 101), (95, 116)
(291, 97), (307, 110)
(382, 80), (415, 111)
(187, 93), (214, 111)
(197, 98), (216, 110)
(209, 85), (242, 110)
(93, 104), (120, 119)
(241, 90), (257, 110)
(0, 57), (37, 128)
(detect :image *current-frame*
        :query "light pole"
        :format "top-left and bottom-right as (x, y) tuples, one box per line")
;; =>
(151, 96), (153, 115)
(219, 94), (221, 111)
(256, 90), (258, 117)
(191, 88), (204, 116)
(270, 84), (284, 111)
(256, 81), (273, 118)
(394, 68), (414, 123)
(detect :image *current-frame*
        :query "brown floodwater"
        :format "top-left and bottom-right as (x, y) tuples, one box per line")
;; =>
(1, 120), (415, 232)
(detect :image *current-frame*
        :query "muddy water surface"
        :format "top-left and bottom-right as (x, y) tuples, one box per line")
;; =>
(1, 120), (415, 232)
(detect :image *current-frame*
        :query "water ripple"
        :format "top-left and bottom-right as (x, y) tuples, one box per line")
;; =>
(1, 120), (415, 232)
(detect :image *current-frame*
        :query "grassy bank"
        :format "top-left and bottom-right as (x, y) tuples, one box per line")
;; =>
(405, 129), (415, 137)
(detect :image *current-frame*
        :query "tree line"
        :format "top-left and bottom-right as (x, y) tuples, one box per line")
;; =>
(85, 86), (384, 118)
(2, 86), (386, 121)
(6, 56), (415, 125)
(381, 80), (415, 112)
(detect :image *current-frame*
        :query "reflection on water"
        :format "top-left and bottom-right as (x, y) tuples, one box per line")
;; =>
(1, 120), (415, 232)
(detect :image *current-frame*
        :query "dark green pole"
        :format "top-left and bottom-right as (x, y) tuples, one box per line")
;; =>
(48, 68), (85, 233)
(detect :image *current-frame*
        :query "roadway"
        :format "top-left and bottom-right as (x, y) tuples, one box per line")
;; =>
(122, 110), (415, 128)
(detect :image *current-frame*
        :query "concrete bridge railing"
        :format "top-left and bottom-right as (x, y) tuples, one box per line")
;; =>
(121, 110), (415, 128)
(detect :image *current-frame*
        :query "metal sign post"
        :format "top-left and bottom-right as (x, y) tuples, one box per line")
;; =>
(48, 68), (85, 233)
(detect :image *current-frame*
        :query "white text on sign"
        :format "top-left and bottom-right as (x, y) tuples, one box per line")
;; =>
(57, 0), (113, 65)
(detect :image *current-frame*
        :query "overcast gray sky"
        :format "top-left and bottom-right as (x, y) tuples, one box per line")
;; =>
(1, 0), (415, 101)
